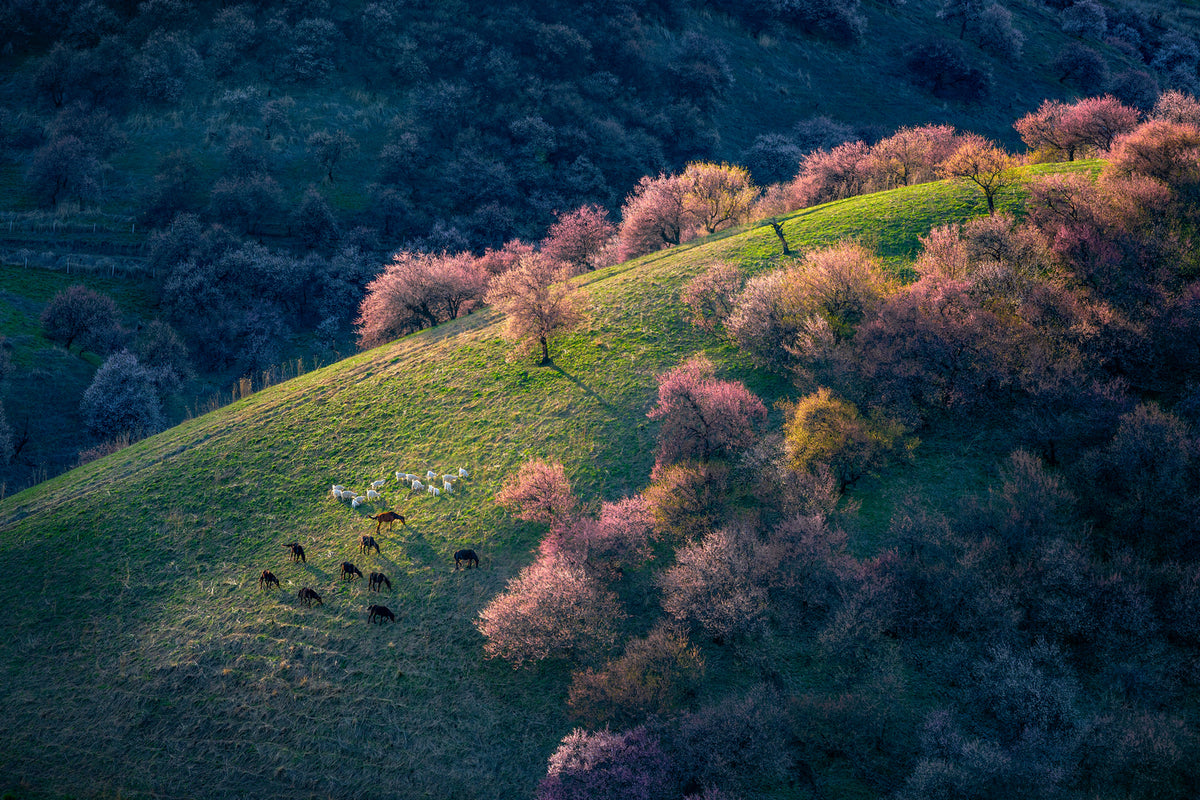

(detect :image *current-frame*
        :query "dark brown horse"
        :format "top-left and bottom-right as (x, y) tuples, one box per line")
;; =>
(368, 511), (406, 533)
(454, 549), (479, 569)
(359, 534), (380, 554)
(283, 542), (306, 563)
(341, 561), (363, 580)
(258, 569), (280, 590)
(368, 604), (395, 623)
(368, 572), (392, 591)
(298, 587), (323, 606)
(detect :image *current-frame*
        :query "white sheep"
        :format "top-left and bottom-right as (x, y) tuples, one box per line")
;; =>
(443, 480), (453, 493)
(395, 471), (406, 482)
(351, 495), (366, 508)
(371, 478), (387, 490)
(332, 484), (346, 493)
(426, 470), (438, 480)
(441, 474), (456, 483)
(367, 489), (382, 501)
(343, 491), (358, 502)
(428, 486), (440, 496)
(332, 487), (344, 500)
(412, 479), (424, 491)
(458, 467), (469, 478)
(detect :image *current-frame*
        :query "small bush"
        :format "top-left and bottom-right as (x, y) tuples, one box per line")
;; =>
(660, 522), (774, 642)
(642, 462), (728, 544)
(667, 685), (793, 793)
(680, 262), (745, 333)
(567, 622), (704, 726)
(538, 726), (674, 800)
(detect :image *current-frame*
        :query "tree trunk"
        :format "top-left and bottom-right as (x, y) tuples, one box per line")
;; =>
(769, 220), (791, 255)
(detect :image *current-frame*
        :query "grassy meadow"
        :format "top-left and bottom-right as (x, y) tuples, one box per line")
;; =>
(0, 168), (1084, 799)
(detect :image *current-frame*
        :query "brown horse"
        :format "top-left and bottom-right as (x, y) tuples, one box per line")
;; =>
(341, 561), (363, 580)
(283, 542), (306, 563)
(368, 511), (406, 533)
(298, 587), (323, 606)
(258, 569), (280, 590)
(359, 534), (380, 555)
(454, 549), (479, 570)
(368, 604), (395, 623)
(368, 572), (392, 591)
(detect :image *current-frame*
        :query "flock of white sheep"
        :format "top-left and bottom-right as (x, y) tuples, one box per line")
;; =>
(330, 467), (470, 508)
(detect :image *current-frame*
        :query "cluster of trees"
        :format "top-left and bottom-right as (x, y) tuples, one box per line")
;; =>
(354, 202), (613, 358)
(470, 103), (1200, 798)
(37, 283), (192, 444)
(6, 0), (750, 252)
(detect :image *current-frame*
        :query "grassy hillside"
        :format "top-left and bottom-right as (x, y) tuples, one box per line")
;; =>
(0, 167), (1090, 800)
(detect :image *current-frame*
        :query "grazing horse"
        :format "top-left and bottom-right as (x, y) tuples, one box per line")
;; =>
(258, 569), (280, 590)
(341, 561), (363, 580)
(298, 587), (323, 606)
(283, 542), (306, 563)
(368, 572), (392, 592)
(359, 534), (380, 555)
(454, 549), (479, 570)
(368, 511), (405, 533)
(368, 604), (395, 623)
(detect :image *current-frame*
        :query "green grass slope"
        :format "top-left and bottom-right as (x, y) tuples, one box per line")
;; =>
(0, 168), (1078, 800)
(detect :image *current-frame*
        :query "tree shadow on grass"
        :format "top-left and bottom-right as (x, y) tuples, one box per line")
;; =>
(548, 363), (616, 412)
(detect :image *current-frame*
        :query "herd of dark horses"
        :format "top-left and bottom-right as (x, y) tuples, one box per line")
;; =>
(260, 522), (480, 624)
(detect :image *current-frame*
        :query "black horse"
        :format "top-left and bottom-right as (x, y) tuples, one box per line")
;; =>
(368, 604), (395, 623)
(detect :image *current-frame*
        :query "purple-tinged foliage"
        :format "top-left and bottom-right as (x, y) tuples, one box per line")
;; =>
(538, 726), (673, 800)
(476, 552), (626, 668)
(647, 355), (766, 470)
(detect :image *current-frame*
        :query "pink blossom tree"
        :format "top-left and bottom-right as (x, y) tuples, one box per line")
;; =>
(1106, 119), (1200, 189)
(1015, 96), (1140, 162)
(485, 253), (588, 365)
(537, 725), (673, 800)
(544, 495), (655, 570)
(475, 552), (626, 668)
(660, 523), (774, 642)
(680, 261), (745, 333)
(617, 173), (691, 260)
(865, 123), (962, 188)
(646, 354), (767, 469)
(496, 458), (579, 531)
(681, 161), (758, 235)
(938, 134), (1018, 214)
(477, 239), (536, 276)
(540, 204), (617, 275)
(355, 250), (487, 349)
(790, 140), (872, 205)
